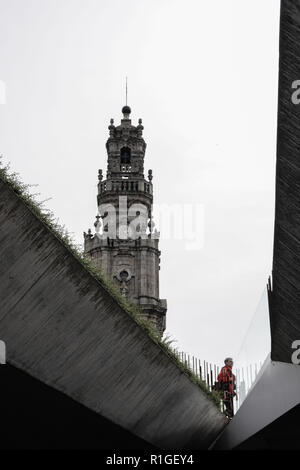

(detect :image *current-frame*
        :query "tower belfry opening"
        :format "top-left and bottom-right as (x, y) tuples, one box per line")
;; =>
(84, 105), (167, 335)
(120, 146), (131, 165)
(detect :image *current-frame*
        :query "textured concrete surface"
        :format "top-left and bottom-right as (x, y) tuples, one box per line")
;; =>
(0, 178), (226, 449)
(270, 0), (300, 362)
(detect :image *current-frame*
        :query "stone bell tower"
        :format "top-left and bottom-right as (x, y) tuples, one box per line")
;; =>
(84, 105), (167, 335)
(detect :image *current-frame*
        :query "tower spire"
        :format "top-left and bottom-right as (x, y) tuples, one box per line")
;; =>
(125, 76), (128, 106)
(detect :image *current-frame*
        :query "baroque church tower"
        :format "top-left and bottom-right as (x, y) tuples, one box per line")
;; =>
(84, 105), (167, 335)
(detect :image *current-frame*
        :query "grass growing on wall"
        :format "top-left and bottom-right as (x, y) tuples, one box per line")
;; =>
(0, 159), (222, 410)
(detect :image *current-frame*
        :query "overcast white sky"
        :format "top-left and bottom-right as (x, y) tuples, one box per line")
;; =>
(0, 0), (281, 365)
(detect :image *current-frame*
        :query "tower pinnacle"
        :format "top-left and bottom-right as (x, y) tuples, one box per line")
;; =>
(122, 105), (131, 119)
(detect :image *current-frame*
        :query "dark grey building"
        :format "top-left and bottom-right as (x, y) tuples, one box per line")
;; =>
(84, 105), (167, 335)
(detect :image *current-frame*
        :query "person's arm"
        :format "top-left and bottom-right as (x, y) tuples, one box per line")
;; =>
(217, 369), (224, 392)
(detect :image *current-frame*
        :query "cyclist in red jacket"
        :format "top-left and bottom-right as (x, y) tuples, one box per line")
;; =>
(218, 357), (237, 418)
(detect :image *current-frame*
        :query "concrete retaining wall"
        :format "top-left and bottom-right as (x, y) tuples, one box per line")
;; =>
(0, 178), (226, 449)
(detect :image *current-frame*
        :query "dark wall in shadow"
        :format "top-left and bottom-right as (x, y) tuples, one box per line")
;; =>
(270, 0), (300, 362)
(235, 404), (300, 450)
(0, 364), (155, 449)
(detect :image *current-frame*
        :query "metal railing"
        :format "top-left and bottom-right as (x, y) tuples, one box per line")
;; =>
(170, 350), (263, 415)
(170, 349), (220, 391)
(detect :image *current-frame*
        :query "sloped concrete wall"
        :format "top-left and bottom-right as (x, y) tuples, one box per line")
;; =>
(0, 179), (226, 449)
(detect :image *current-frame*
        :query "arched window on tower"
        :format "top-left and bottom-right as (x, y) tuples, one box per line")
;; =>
(120, 147), (131, 164)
